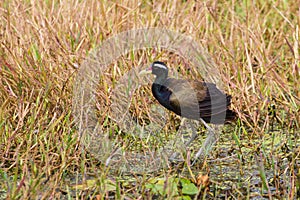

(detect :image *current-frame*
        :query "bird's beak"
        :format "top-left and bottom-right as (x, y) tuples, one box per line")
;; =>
(139, 67), (152, 76)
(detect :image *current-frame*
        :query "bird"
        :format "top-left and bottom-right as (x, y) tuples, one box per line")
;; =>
(139, 61), (236, 163)
(139, 61), (235, 123)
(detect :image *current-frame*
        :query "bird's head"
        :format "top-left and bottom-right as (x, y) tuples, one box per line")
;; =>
(139, 61), (168, 77)
(151, 61), (168, 76)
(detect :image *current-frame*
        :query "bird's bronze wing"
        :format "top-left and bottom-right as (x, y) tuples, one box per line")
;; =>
(165, 78), (230, 119)
(199, 82), (231, 112)
(164, 78), (207, 117)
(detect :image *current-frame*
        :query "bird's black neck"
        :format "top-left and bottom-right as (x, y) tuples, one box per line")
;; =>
(152, 74), (167, 99)
(152, 82), (173, 111)
(152, 72), (168, 97)
(152, 72), (173, 110)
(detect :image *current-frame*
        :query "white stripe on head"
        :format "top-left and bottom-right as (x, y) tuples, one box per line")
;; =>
(153, 63), (167, 70)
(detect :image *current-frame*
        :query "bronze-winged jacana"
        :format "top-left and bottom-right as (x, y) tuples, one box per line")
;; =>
(140, 61), (235, 123)
(139, 61), (236, 163)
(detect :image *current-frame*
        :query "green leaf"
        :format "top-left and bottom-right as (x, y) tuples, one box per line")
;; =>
(180, 178), (191, 185)
(181, 196), (192, 200)
(181, 182), (198, 195)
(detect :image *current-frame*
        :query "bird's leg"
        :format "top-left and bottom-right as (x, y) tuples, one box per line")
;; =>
(169, 119), (199, 162)
(168, 118), (186, 162)
(184, 120), (199, 147)
(199, 118), (215, 133)
(192, 119), (220, 165)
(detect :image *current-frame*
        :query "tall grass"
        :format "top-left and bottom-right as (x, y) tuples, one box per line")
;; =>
(0, 0), (299, 199)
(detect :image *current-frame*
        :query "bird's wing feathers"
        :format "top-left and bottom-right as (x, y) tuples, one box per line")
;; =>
(165, 78), (230, 118)
(166, 78), (207, 110)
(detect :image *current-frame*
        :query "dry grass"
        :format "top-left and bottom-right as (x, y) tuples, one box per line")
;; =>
(0, 0), (299, 199)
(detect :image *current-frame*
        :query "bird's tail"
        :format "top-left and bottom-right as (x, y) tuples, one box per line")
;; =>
(225, 95), (236, 122)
